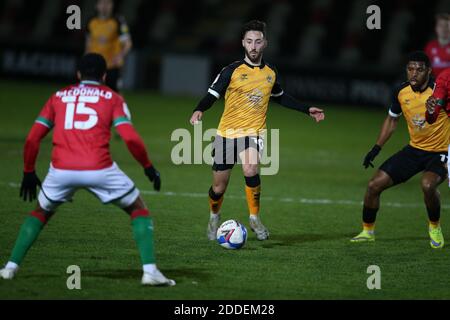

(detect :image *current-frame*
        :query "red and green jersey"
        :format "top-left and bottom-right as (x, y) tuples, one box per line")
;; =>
(433, 68), (450, 114)
(426, 68), (450, 125)
(35, 81), (132, 170)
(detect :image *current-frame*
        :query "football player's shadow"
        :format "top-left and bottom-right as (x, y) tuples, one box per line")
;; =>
(83, 269), (142, 280)
(19, 267), (211, 284)
(261, 233), (353, 248)
(83, 267), (212, 282)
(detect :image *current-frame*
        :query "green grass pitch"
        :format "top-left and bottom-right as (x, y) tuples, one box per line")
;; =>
(0, 80), (449, 299)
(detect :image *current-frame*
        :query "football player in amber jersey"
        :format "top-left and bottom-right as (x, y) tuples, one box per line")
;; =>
(351, 52), (449, 249)
(189, 20), (325, 241)
(85, 0), (132, 92)
(0, 54), (174, 286)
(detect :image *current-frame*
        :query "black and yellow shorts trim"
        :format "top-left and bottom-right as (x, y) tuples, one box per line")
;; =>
(379, 145), (448, 185)
(212, 135), (264, 171)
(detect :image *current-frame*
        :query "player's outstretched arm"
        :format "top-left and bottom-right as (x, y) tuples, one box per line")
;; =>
(21, 123), (50, 201)
(115, 124), (161, 191)
(363, 115), (399, 169)
(190, 93), (218, 125)
(271, 93), (325, 122)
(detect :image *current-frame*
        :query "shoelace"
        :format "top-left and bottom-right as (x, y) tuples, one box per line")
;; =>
(430, 228), (441, 236)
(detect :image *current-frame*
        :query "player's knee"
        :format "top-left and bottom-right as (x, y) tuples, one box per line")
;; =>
(242, 164), (258, 177)
(367, 179), (385, 195)
(124, 196), (147, 215)
(212, 182), (227, 195)
(421, 180), (437, 195)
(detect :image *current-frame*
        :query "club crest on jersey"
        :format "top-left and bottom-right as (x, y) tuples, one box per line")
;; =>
(240, 74), (248, 81)
(412, 114), (426, 131)
(266, 75), (273, 84)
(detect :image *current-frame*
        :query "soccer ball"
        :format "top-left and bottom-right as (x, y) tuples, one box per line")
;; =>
(216, 219), (247, 249)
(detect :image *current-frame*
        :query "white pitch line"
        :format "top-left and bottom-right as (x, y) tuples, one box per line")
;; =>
(139, 190), (450, 209)
(5, 181), (450, 209)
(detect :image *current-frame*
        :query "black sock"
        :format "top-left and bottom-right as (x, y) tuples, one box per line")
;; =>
(363, 206), (378, 224)
(209, 187), (223, 201)
(426, 205), (440, 223)
(245, 174), (260, 188)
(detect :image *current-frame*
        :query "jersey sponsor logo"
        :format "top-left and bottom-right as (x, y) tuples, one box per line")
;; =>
(246, 89), (264, 108)
(411, 114), (426, 131)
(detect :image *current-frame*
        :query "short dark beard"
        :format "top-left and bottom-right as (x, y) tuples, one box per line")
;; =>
(412, 74), (430, 92)
(245, 49), (263, 64)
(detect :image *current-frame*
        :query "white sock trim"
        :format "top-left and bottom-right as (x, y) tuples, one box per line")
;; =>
(5, 262), (19, 270)
(210, 212), (220, 219)
(143, 264), (157, 274)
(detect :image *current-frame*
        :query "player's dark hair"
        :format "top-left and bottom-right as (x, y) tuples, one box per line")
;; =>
(77, 53), (107, 81)
(241, 20), (267, 39)
(406, 51), (431, 68)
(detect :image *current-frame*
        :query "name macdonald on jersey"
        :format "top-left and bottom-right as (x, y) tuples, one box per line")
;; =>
(56, 87), (113, 99)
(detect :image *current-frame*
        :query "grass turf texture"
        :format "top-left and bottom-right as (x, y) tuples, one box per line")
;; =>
(0, 80), (450, 300)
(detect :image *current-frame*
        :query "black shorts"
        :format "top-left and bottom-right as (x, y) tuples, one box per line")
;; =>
(212, 135), (264, 171)
(379, 145), (448, 185)
(106, 68), (121, 92)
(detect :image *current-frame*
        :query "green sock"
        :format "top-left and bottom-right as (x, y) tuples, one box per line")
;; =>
(132, 216), (156, 265)
(10, 216), (45, 265)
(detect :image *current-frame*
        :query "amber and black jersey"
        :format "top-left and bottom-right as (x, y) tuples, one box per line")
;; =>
(195, 60), (311, 138)
(388, 79), (449, 152)
(86, 15), (130, 69)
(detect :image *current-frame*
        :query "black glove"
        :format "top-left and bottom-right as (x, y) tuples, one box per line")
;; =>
(363, 145), (382, 169)
(144, 166), (161, 191)
(20, 171), (41, 202)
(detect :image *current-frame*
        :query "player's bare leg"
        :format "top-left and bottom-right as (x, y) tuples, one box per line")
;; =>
(207, 170), (232, 240)
(351, 170), (393, 242)
(364, 170), (394, 208)
(123, 196), (175, 286)
(240, 147), (268, 240)
(1, 205), (54, 279)
(421, 171), (445, 248)
(123, 195), (148, 214)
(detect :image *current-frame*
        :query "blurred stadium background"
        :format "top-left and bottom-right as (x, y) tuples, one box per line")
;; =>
(1, 0), (448, 106)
